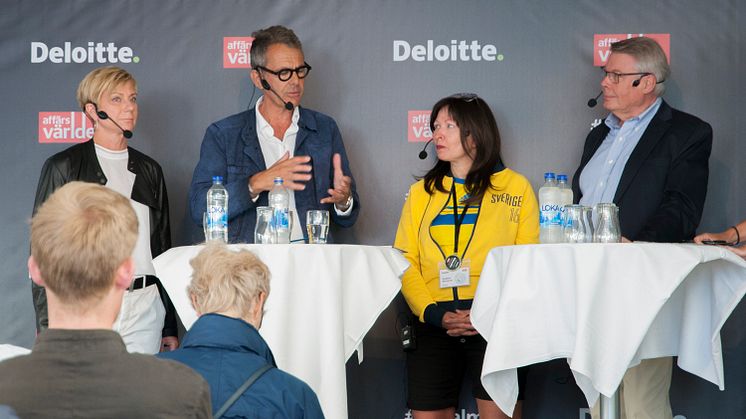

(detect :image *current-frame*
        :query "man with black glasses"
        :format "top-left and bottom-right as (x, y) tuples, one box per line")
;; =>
(572, 36), (712, 419)
(189, 25), (359, 243)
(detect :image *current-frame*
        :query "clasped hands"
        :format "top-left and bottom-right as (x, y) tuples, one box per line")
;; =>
(442, 309), (478, 337)
(249, 152), (352, 210)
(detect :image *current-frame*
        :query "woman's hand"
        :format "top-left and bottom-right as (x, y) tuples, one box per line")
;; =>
(442, 310), (478, 337)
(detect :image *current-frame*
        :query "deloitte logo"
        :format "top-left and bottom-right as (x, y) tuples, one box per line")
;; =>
(30, 41), (139, 64)
(393, 40), (504, 62)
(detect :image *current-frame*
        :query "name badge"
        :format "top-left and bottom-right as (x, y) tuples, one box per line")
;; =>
(439, 258), (470, 288)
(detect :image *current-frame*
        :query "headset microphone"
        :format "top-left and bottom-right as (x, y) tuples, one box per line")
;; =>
(587, 91), (603, 108)
(418, 138), (434, 160)
(95, 109), (133, 139)
(260, 78), (294, 111)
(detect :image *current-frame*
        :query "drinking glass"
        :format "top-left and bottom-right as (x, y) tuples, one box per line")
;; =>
(582, 206), (594, 243)
(563, 205), (588, 243)
(593, 203), (621, 243)
(254, 206), (275, 244)
(306, 210), (330, 244)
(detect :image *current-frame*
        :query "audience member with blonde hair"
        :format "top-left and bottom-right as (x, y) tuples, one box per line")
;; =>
(159, 244), (323, 418)
(0, 182), (211, 418)
(32, 66), (178, 354)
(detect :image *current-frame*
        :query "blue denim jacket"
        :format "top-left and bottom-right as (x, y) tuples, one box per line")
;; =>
(188, 107), (359, 243)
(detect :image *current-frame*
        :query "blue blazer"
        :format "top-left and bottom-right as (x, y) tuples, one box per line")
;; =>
(188, 107), (360, 243)
(572, 100), (712, 242)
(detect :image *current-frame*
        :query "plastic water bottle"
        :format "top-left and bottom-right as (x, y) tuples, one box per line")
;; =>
(268, 177), (290, 244)
(539, 172), (562, 243)
(556, 174), (574, 228)
(206, 176), (228, 243)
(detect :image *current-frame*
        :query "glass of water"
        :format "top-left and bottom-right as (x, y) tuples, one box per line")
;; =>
(306, 210), (330, 244)
(563, 204), (588, 243)
(254, 206), (275, 244)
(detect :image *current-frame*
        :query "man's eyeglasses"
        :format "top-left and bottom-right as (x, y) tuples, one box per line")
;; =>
(602, 69), (651, 84)
(449, 92), (479, 102)
(256, 62), (312, 82)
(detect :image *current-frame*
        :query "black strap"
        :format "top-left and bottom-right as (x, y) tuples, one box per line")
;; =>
(214, 364), (274, 419)
(450, 183), (470, 254)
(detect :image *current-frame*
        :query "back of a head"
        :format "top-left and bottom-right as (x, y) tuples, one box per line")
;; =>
(611, 37), (670, 96)
(188, 244), (270, 321)
(250, 25), (303, 68)
(30, 181), (138, 305)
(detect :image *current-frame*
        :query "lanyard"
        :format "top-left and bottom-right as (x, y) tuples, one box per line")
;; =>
(450, 182), (470, 254)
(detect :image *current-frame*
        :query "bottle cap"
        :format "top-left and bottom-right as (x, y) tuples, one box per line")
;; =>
(544, 172), (556, 180)
(212, 176), (223, 183)
(273, 177), (283, 184)
(557, 174), (568, 182)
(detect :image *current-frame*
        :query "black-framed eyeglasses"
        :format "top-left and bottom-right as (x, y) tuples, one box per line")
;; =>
(449, 92), (479, 102)
(602, 69), (651, 84)
(256, 62), (312, 82)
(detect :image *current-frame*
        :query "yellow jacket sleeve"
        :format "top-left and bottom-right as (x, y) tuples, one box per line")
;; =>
(515, 180), (540, 245)
(394, 185), (436, 322)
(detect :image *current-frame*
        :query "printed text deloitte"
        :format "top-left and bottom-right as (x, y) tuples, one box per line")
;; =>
(30, 42), (138, 64)
(393, 40), (503, 62)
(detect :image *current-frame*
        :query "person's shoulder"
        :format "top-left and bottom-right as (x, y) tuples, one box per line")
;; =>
(127, 146), (162, 169)
(210, 109), (253, 131)
(44, 140), (91, 165)
(127, 353), (206, 387)
(492, 167), (531, 188)
(299, 107), (338, 129)
(662, 102), (711, 130)
(265, 368), (320, 402)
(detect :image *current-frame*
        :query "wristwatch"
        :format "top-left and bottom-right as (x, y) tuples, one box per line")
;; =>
(337, 195), (353, 211)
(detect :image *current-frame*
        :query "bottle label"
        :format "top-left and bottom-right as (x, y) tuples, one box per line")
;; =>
(207, 206), (227, 229)
(540, 204), (562, 227)
(273, 208), (289, 230)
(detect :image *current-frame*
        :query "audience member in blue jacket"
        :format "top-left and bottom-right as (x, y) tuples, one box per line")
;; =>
(158, 244), (324, 418)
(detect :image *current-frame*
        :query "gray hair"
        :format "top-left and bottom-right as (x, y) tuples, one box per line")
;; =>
(611, 37), (670, 96)
(250, 25), (303, 68)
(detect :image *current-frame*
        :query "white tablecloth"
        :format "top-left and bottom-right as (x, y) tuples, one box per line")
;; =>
(0, 344), (30, 362)
(470, 242), (746, 417)
(153, 244), (407, 419)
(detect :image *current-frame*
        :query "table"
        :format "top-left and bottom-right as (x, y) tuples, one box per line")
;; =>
(153, 244), (407, 419)
(470, 243), (746, 417)
(0, 344), (30, 363)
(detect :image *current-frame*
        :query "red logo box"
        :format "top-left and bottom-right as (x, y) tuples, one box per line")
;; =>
(223, 37), (254, 68)
(594, 34), (670, 66)
(408, 110), (431, 142)
(38, 112), (92, 143)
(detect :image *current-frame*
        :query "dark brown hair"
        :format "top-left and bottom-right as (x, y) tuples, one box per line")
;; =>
(423, 94), (503, 204)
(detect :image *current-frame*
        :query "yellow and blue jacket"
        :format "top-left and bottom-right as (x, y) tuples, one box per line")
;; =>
(394, 167), (539, 327)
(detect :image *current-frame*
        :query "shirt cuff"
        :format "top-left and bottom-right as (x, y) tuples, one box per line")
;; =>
(334, 197), (354, 216)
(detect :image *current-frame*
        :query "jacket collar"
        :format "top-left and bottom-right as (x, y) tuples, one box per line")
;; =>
(613, 99), (673, 202)
(181, 313), (276, 366)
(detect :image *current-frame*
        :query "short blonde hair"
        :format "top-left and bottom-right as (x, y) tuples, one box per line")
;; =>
(76, 66), (137, 110)
(188, 245), (270, 319)
(30, 182), (138, 304)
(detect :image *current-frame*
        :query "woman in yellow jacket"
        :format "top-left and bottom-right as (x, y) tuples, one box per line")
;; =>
(394, 93), (539, 419)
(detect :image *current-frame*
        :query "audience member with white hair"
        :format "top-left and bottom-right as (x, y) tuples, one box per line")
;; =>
(158, 244), (324, 418)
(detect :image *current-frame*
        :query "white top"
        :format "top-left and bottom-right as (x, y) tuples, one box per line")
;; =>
(255, 96), (304, 242)
(94, 144), (155, 275)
